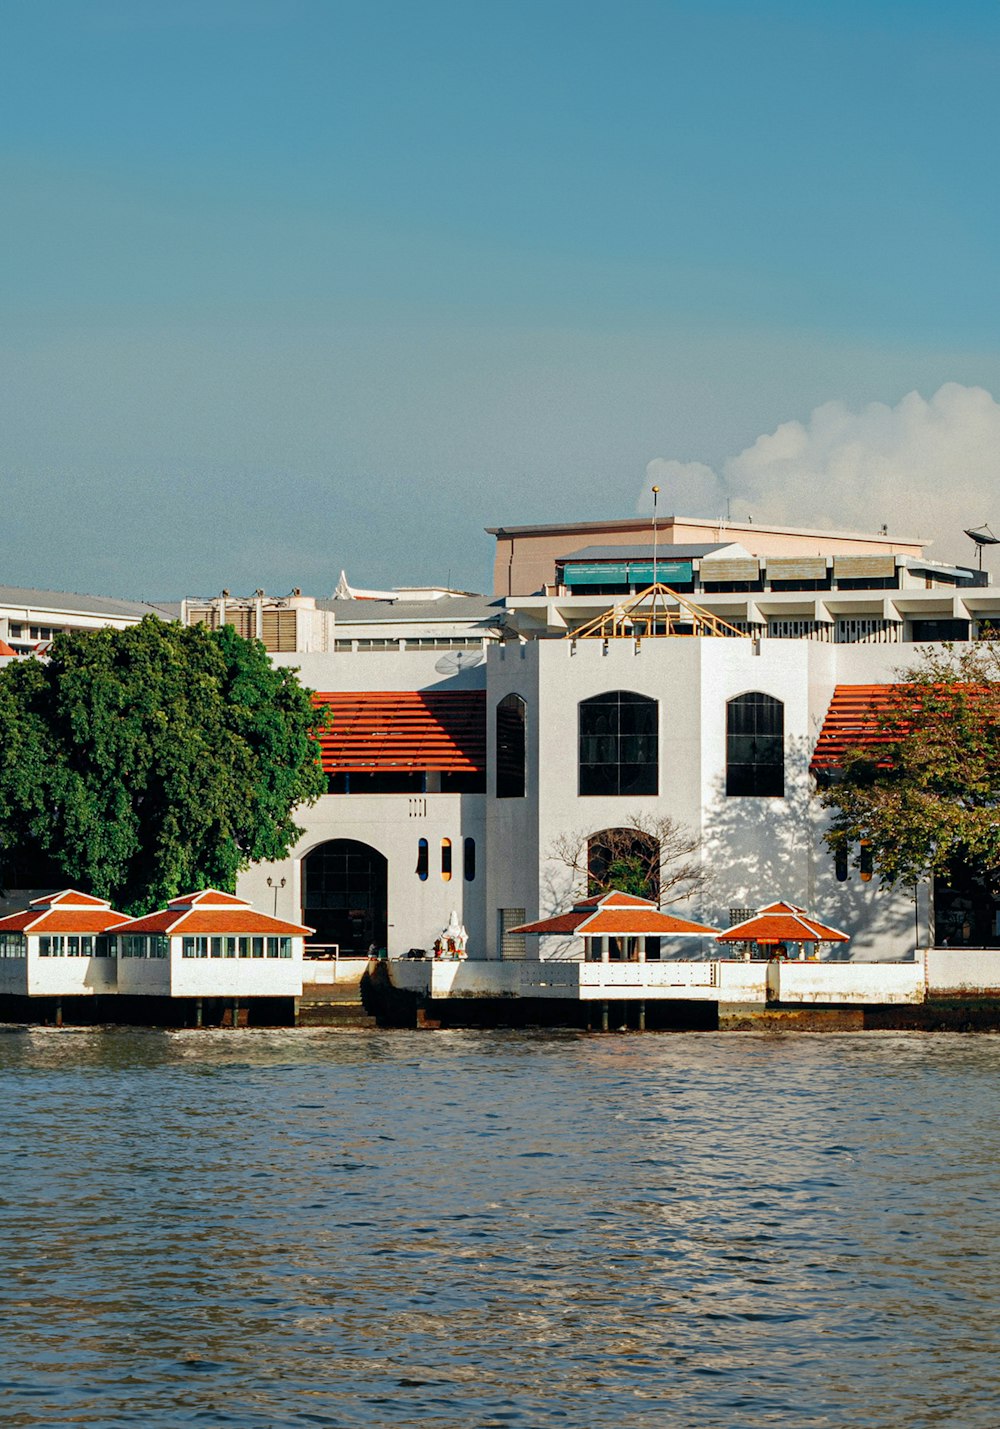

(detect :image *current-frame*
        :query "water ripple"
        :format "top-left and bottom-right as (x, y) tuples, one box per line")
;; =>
(1, 1028), (999, 1427)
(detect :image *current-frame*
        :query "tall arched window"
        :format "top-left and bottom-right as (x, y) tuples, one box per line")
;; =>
(579, 691), (658, 796)
(496, 693), (526, 798)
(726, 692), (784, 797)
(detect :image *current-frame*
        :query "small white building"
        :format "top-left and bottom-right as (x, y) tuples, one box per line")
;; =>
(0, 890), (130, 1000)
(114, 889), (312, 1001)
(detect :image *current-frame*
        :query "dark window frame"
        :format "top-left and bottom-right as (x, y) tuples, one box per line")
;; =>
(496, 693), (527, 798)
(726, 692), (784, 798)
(579, 690), (659, 797)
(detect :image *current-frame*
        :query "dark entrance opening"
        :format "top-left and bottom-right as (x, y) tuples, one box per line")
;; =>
(934, 859), (1000, 947)
(302, 840), (388, 955)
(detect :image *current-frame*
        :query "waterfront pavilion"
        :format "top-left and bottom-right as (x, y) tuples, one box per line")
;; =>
(0, 890), (130, 1007)
(716, 901), (850, 960)
(510, 891), (719, 962)
(115, 889), (314, 1003)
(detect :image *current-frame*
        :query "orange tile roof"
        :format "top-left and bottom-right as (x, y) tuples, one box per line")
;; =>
(119, 909), (312, 936)
(717, 902), (849, 944)
(30, 890), (111, 909)
(580, 908), (719, 936)
(0, 907), (130, 933)
(810, 685), (901, 771)
(165, 889), (249, 909)
(511, 892), (718, 937)
(512, 912), (587, 934)
(313, 691), (486, 773)
(811, 683), (1000, 772)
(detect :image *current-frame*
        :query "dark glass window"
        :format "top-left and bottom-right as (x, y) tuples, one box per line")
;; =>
(496, 694), (527, 798)
(579, 691), (658, 796)
(726, 693), (784, 797)
(416, 838), (428, 881)
(464, 837), (476, 882)
(910, 619), (970, 642)
(441, 838), (453, 881)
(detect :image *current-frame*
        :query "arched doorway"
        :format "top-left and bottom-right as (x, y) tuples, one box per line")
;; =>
(302, 840), (388, 955)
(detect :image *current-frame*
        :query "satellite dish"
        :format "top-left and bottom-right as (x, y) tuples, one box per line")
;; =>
(434, 651), (485, 676)
(964, 524), (999, 570)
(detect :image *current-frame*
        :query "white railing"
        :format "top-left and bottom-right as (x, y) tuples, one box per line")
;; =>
(579, 961), (717, 990)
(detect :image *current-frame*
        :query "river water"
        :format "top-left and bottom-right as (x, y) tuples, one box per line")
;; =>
(1, 1027), (998, 1428)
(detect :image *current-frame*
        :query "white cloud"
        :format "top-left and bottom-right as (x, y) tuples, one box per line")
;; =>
(640, 384), (1000, 564)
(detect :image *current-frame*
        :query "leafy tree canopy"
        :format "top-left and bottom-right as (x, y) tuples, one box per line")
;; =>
(820, 644), (1000, 889)
(0, 617), (326, 913)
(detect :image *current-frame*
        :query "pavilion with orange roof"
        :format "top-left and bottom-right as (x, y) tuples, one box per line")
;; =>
(510, 890), (718, 963)
(115, 889), (314, 1003)
(716, 901), (850, 960)
(0, 890), (130, 1003)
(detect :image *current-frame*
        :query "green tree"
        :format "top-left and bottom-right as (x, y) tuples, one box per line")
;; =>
(820, 644), (1000, 889)
(0, 616), (327, 913)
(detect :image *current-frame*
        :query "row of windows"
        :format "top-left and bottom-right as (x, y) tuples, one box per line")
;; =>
(121, 935), (170, 959)
(495, 690), (785, 799)
(3, 931), (298, 959)
(119, 934), (296, 959)
(181, 936), (294, 959)
(7, 623), (65, 642)
(415, 837), (476, 881)
(38, 935), (114, 958)
(333, 638), (486, 652)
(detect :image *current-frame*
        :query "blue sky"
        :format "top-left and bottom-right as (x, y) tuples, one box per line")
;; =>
(3, 1), (1000, 597)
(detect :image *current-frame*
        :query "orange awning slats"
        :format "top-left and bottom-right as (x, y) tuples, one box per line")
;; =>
(811, 682), (999, 772)
(312, 691), (486, 773)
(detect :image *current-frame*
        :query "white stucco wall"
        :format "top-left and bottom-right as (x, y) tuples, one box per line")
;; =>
(27, 954), (118, 997)
(117, 957), (170, 996)
(486, 636), (924, 964)
(0, 959), (27, 996)
(239, 792), (486, 961)
(925, 948), (1000, 995)
(168, 942), (304, 998)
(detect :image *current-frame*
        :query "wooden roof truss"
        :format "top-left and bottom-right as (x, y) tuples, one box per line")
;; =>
(566, 583), (750, 641)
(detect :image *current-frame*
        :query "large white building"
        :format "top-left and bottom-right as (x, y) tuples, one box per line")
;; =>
(229, 515), (999, 965)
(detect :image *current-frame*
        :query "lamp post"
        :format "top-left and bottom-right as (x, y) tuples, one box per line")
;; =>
(651, 484), (660, 588)
(266, 875), (286, 917)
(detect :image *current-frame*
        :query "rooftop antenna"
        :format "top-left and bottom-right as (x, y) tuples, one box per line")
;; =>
(964, 523), (999, 571)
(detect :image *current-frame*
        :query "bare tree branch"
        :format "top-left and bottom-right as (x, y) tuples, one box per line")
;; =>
(550, 810), (706, 906)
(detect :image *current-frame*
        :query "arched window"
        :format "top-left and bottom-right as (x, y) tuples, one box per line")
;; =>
(726, 692), (784, 797)
(496, 694), (526, 798)
(579, 691), (658, 796)
(464, 837), (476, 882)
(441, 838), (452, 881)
(416, 838), (428, 881)
(588, 828), (660, 901)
